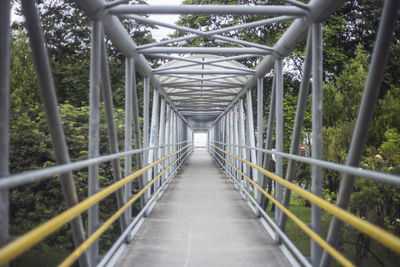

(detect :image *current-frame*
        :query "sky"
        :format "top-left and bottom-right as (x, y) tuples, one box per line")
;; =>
(143, 0), (183, 41)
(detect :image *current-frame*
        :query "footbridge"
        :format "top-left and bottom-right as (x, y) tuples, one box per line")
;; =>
(1, 0), (400, 266)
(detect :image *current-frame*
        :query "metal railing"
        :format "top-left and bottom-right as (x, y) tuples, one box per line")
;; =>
(208, 142), (400, 267)
(0, 143), (193, 266)
(1, 0), (400, 266)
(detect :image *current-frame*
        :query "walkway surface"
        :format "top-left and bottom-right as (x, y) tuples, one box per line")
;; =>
(116, 148), (291, 267)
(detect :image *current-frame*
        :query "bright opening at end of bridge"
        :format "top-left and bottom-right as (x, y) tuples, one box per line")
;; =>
(194, 132), (207, 147)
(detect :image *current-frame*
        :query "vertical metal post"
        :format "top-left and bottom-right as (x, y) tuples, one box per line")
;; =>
(131, 66), (145, 209)
(171, 111), (177, 171)
(311, 22), (323, 266)
(274, 59), (283, 233)
(100, 43), (128, 228)
(168, 108), (175, 177)
(238, 99), (249, 199)
(124, 57), (133, 221)
(225, 112), (231, 173)
(177, 118), (181, 163)
(229, 109), (234, 179)
(174, 112), (179, 169)
(213, 121), (217, 147)
(100, 41), (128, 231)
(164, 105), (171, 180)
(0, 0), (10, 254)
(256, 78), (264, 215)
(145, 88), (160, 207)
(233, 104), (240, 184)
(143, 77), (150, 166)
(173, 112), (178, 167)
(321, 1), (400, 266)
(221, 116), (225, 158)
(279, 29), (312, 232)
(20, 2), (90, 266)
(261, 76), (275, 210)
(88, 20), (102, 265)
(246, 90), (258, 200)
(157, 98), (166, 190)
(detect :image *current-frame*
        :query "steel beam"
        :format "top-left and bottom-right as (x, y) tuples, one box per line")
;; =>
(154, 63), (252, 74)
(124, 57), (134, 222)
(109, 5), (308, 16)
(0, 0), (10, 253)
(274, 59), (284, 239)
(168, 109), (175, 177)
(311, 22), (323, 266)
(159, 74), (247, 83)
(21, 1), (89, 266)
(245, 90), (258, 200)
(278, 29), (312, 233)
(233, 104), (240, 184)
(100, 41), (128, 231)
(172, 112), (178, 170)
(138, 16), (295, 51)
(130, 59), (146, 209)
(168, 91), (237, 97)
(143, 76), (150, 198)
(127, 14), (273, 52)
(163, 84), (243, 88)
(88, 20), (102, 265)
(145, 88), (160, 207)
(238, 99), (249, 199)
(164, 105), (171, 180)
(174, 99), (231, 103)
(226, 112), (232, 175)
(261, 75), (276, 211)
(140, 47), (269, 55)
(164, 80), (245, 88)
(256, 77), (264, 216)
(149, 53), (260, 65)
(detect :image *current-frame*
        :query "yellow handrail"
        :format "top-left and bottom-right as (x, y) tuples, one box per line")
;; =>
(0, 145), (190, 265)
(59, 152), (187, 267)
(210, 144), (400, 255)
(210, 147), (354, 266)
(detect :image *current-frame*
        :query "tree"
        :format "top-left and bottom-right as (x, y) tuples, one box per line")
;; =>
(348, 129), (400, 265)
(13, 0), (156, 107)
(321, 44), (368, 194)
(9, 27), (40, 110)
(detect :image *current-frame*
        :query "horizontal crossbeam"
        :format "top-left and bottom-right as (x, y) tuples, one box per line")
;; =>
(140, 47), (270, 55)
(109, 5), (308, 16)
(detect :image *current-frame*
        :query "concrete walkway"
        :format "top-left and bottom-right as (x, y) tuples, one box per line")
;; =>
(115, 148), (291, 267)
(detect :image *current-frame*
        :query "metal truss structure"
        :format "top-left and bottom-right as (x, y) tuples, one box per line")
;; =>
(1, 0), (400, 266)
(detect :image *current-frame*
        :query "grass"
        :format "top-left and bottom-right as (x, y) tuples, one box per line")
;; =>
(265, 191), (400, 266)
(265, 191), (332, 258)
(10, 243), (73, 267)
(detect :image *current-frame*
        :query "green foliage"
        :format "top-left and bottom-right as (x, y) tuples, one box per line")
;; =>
(321, 45), (368, 195)
(10, 28), (40, 110)
(11, 243), (71, 267)
(8, 92), (140, 262)
(344, 130), (400, 265)
(318, 42), (400, 264)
